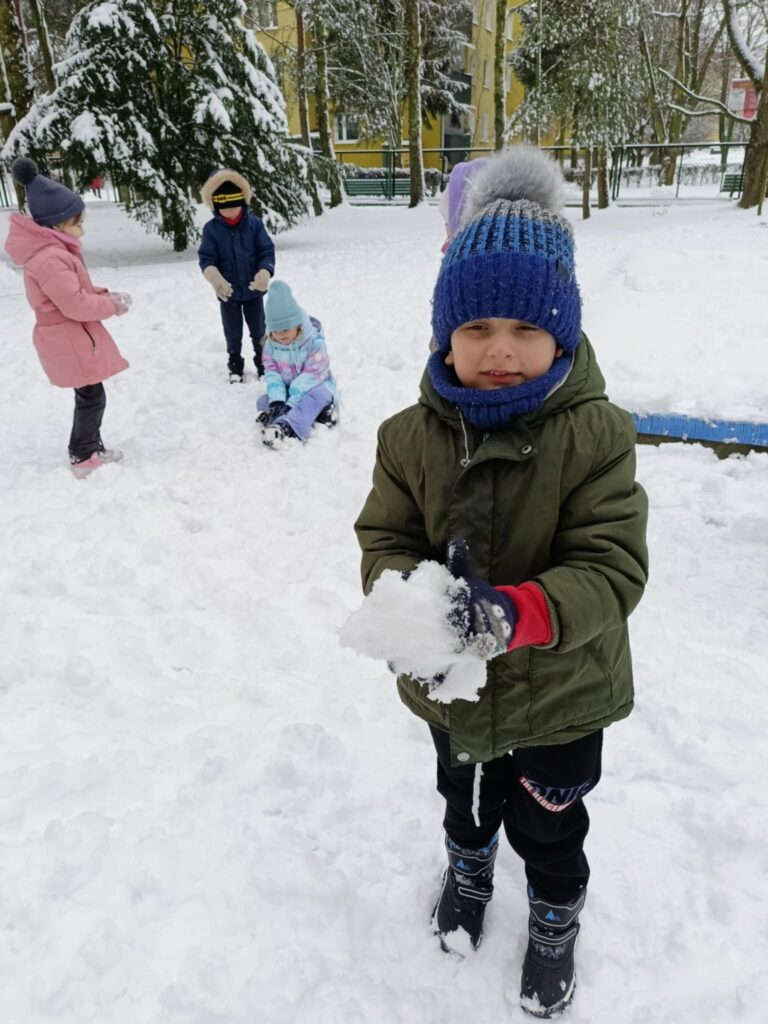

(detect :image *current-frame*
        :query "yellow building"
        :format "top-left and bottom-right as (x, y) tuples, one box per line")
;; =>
(251, 1), (526, 173)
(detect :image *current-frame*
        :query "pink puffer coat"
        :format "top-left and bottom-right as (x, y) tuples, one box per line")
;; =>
(4, 212), (129, 388)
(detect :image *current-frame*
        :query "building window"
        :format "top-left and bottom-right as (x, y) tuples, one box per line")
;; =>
(483, 59), (490, 88)
(254, 1), (278, 28)
(467, 109), (476, 136)
(505, 64), (512, 90)
(485, 3), (493, 31)
(506, 11), (514, 41)
(480, 113), (489, 142)
(472, 1), (479, 24)
(335, 114), (360, 143)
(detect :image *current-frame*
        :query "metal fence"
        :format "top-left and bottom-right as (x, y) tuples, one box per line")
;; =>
(335, 142), (750, 204)
(0, 142), (751, 211)
(0, 172), (122, 210)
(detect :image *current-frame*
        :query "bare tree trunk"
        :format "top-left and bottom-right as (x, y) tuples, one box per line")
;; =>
(739, 56), (767, 208)
(596, 146), (608, 208)
(0, 0), (35, 208)
(581, 148), (591, 220)
(663, 0), (689, 186)
(639, 26), (668, 149)
(296, 11), (323, 217)
(405, 0), (424, 207)
(493, 0), (506, 150)
(313, 18), (342, 208)
(26, 0), (55, 92)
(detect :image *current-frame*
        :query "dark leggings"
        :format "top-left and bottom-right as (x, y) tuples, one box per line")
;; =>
(69, 383), (106, 462)
(430, 726), (603, 903)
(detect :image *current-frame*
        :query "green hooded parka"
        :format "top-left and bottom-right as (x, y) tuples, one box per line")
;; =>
(355, 337), (649, 766)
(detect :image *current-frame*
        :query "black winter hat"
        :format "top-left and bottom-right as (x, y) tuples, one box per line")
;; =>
(211, 179), (247, 211)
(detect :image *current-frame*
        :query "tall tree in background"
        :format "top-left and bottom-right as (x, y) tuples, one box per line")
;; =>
(25, 0), (56, 91)
(405, 0), (424, 205)
(722, 0), (766, 207)
(494, 0), (507, 150)
(653, 0), (726, 182)
(316, 0), (469, 151)
(2, 0), (312, 249)
(310, 12), (342, 206)
(0, 0), (34, 205)
(509, 0), (650, 214)
(654, 0), (766, 206)
(294, 7), (323, 215)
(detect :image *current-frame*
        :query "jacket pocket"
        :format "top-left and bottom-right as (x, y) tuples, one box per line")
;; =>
(527, 636), (618, 734)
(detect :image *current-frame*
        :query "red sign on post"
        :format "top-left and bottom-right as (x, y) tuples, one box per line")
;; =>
(728, 79), (758, 120)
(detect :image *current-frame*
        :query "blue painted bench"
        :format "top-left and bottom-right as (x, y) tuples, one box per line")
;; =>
(632, 413), (768, 456)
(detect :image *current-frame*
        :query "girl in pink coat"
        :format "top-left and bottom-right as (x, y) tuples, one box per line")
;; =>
(4, 158), (131, 478)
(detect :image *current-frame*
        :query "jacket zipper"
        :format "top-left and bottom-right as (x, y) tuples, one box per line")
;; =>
(458, 410), (471, 467)
(457, 411), (490, 469)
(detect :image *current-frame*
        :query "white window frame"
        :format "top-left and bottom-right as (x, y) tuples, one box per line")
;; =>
(485, 2), (493, 31)
(254, 1), (278, 29)
(335, 113), (360, 143)
(506, 11), (514, 41)
(483, 59), (490, 89)
(480, 113), (489, 142)
(472, 1), (479, 25)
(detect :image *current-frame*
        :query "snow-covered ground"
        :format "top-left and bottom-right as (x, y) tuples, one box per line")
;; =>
(1, 198), (767, 1024)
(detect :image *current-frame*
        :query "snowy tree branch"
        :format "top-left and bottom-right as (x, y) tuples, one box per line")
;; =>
(667, 101), (749, 122)
(722, 0), (764, 85)
(659, 68), (753, 123)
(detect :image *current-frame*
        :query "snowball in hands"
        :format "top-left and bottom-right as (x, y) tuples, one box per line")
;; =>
(339, 561), (495, 704)
(109, 291), (132, 315)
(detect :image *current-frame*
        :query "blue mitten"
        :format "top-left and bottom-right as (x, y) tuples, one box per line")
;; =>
(445, 539), (518, 658)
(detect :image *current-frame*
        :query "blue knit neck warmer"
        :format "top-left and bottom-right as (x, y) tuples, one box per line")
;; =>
(427, 350), (573, 430)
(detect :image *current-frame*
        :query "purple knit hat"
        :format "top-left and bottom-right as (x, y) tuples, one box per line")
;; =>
(443, 159), (490, 241)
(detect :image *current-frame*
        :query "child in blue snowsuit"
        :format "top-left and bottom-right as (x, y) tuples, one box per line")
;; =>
(198, 169), (275, 382)
(256, 281), (338, 447)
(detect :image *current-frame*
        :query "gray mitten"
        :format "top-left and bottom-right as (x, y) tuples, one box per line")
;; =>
(203, 266), (234, 301)
(249, 269), (271, 292)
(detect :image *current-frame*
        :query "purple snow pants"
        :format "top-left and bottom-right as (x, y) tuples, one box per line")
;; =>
(257, 384), (333, 441)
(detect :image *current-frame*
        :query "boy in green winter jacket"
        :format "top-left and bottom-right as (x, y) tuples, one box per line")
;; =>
(354, 148), (648, 1019)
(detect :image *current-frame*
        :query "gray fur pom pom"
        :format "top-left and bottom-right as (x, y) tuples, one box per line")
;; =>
(460, 146), (566, 227)
(11, 157), (39, 186)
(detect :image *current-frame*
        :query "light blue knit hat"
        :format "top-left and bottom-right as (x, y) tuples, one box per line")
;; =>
(265, 281), (305, 333)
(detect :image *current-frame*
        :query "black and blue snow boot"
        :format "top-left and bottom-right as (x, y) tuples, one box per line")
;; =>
(520, 886), (585, 1018)
(432, 833), (498, 955)
(315, 401), (339, 427)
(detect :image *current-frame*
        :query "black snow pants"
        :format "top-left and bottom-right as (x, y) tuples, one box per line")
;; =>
(430, 726), (603, 904)
(69, 383), (106, 462)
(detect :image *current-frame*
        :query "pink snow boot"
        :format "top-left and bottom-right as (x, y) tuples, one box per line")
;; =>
(70, 452), (103, 479)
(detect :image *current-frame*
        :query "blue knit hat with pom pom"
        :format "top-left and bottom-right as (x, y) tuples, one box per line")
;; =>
(11, 158), (84, 228)
(429, 147), (582, 429)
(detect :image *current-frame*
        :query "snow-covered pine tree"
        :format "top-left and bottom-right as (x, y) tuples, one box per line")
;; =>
(3, 0), (311, 250)
(1, 0), (35, 141)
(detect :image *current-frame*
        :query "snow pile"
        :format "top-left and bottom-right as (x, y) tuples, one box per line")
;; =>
(339, 562), (490, 703)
